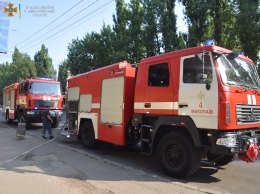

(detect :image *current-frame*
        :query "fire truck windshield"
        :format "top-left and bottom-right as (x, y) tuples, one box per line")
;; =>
(217, 54), (260, 90)
(29, 82), (61, 95)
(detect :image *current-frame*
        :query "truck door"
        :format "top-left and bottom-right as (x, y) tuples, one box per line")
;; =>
(178, 53), (218, 129)
(142, 62), (174, 115)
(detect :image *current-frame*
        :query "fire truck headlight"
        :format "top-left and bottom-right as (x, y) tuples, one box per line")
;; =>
(216, 136), (237, 147)
(26, 111), (35, 115)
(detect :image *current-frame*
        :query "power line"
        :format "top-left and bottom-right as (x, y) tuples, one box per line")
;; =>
(18, 0), (100, 51)
(43, 2), (116, 50)
(23, 0), (114, 52)
(9, 0), (84, 49)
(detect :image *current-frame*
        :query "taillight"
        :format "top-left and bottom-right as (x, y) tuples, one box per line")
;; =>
(28, 100), (31, 107)
(226, 102), (230, 124)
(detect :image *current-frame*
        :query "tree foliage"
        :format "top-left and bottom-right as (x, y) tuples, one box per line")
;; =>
(158, 0), (179, 52)
(128, 0), (145, 63)
(179, 0), (214, 46)
(1, 0), (259, 99)
(65, 0), (259, 77)
(142, 0), (161, 56)
(11, 47), (37, 82)
(235, 0), (260, 62)
(58, 60), (69, 93)
(112, 0), (130, 61)
(34, 44), (54, 78)
(0, 47), (37, 105)
(67, 24), (116, 75)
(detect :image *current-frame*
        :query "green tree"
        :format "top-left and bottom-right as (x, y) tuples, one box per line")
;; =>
(142, 0), (161, 56)
(235, 0), (260, 63)
(0, 62), (11, 105)
(34, 44), (54, 78)
(58, 60), (69, 93)
(67, 24), (117, 75)
(179, 0), (214, 46)
(127, 0), (145, 63)
(158, 0), (179, 52)
(67, 37), (86, 75)
(88, 24), (117, 68)
(210, 0), (239, 49)
(11, 47), (37, 82)
(113, 0), (129, 61)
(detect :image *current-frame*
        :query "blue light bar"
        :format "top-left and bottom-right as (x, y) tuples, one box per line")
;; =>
(37, 77), (53, 80)
(205, 39), (215, 46)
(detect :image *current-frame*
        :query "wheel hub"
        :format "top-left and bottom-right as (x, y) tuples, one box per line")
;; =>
(166, 145), (183, 167)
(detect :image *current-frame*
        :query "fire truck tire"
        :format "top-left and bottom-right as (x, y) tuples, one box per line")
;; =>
(51, 118), (60, 128)
(81, 121), (97, 148)
(207, 154), (235, 166)
(157, 132), (201, 178)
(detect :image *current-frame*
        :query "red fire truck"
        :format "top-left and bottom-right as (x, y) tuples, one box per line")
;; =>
(2, 78), (64, 129)
(62, 43), (260, 178)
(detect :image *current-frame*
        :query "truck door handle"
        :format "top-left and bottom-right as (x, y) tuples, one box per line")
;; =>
(179, 104), (188, 108)
(144, 103), (151, 108)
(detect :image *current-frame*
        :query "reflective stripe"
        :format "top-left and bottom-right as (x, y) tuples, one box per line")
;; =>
(252, 95), (256, 105)
(247, 94), (252, 104)
(91, 102), (179, 110)
(92, 103), (100, 109)
(134, 102), (178, 110)
(247, 94), (256, 105)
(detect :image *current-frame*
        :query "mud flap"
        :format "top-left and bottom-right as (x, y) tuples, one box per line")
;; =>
(238, 143), (259, 163)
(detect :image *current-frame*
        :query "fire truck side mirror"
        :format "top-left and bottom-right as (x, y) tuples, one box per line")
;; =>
(206, 82), (211, 90)
(226, 51), (239, 60)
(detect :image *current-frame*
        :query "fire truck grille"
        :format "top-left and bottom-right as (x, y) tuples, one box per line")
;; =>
(236, 104), (260, 124)
(35, 100), (58, 108)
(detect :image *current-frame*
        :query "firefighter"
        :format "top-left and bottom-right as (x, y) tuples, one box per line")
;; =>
(41, 105), (54, 139)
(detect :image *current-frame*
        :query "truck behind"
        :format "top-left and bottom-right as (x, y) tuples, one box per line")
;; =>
(2, 77), (64, 129)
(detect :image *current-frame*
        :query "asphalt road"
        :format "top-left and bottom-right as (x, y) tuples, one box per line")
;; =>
(1, 109), (260, 194)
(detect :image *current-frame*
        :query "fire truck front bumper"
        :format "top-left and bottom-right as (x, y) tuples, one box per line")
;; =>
(210, 129), (260, 162)
(26, 110), (63, 119)
(49, 110), (64, 119)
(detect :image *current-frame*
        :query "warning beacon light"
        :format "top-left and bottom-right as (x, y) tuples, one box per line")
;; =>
(205, 39), (215, 45)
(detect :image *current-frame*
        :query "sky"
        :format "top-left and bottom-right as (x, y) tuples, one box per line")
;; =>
(0, 0), (187, 71)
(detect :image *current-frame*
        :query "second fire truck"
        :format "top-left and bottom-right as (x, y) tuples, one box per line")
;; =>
(2, 78), (64, 129)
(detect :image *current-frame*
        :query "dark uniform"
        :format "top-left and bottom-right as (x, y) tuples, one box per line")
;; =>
(41, 107), (54, 139)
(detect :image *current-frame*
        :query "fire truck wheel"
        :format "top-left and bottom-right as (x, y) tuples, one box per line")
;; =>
(207, 154), (235, 166)
(157, 132), (201, 178)
(81, 121), (97, 148)
(51, 118), (60, 128)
